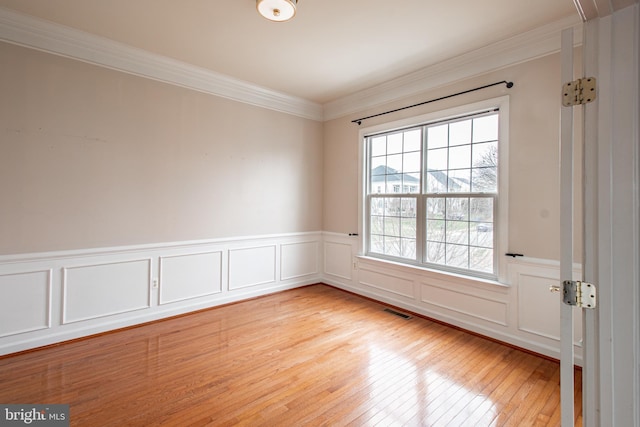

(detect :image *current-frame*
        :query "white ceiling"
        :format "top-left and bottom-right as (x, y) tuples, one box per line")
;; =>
(0, 0), (578, 105)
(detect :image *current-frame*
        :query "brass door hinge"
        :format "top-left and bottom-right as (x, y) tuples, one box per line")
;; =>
(562, 77), (597, 106)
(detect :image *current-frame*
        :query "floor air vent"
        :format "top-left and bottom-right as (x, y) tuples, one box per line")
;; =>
(383, 308), (412, 319)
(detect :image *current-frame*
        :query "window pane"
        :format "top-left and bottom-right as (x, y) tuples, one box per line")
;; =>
(470, 224), (493, 248)
(401, 198), (417, 218)
(371, 156), (386, 173)
(472, 114), (498, 143)
(449, 145), (471, 170)
(386, 174), (402, 193)
(426, 241), (445, 264)
(472, 141), (497, 167)
(449, 120), (471, 146)
(401, 238), (416, 259)
(387, 133), (403, 154)
(471, 167), (497, 192)
(404, 129), (422, 151)
(371, 197), (384, 215)
(446, 198), (468, 220)
(446, 221), (469, 245)
(387, 154), (402, 172)
(447, 169), (471, 192)
(426, 219), (445, 242)
(384, 198), (401, 216)
(404, 173), (420, 193)
(427, 148), (448, 171)
(403, 151), (421, 173)
(426, 171), (447, 193)
(426, 198), (445, 219)
(384, 237), (401, 257)
(470, 198), (493, 222)
(384, 217), (400, 237)
(446, 243), (469, 268)
(427, 124), (448, 149)
(370, 215), (383, 234)
(401, 218), (416, 239)
(470, 247), (493, 272)
(370, 234), (384, 253)
(371, 136), (386, 156)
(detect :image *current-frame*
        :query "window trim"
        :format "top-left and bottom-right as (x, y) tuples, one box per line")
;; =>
(357, 96), (509, 283)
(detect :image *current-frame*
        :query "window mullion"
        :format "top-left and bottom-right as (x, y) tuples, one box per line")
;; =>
(416, 125), (428, 264)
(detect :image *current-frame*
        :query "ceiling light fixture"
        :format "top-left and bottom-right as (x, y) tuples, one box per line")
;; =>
(257, 0), (297, 22)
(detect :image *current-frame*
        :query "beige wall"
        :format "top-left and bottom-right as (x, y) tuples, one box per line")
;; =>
(0, 42), (323, 255)
(1, 39), (583, 262)
(323, 53), (583, 261)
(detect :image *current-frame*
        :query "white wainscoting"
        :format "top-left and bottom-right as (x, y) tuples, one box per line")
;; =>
(322, 232), (584, 364)
(1, 231), (585, 362)
(0, 232), (322, 355)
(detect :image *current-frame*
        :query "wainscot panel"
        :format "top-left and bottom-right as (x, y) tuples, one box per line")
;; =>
(63, 259), (152, 324)
(280, 241), (319, 281)
(159, 251), (222, 305)
(228, 245), (277, 290)
(514, 265), (583, 346)
(420, 282), (508, 326)
(0, 232), (322, 355)
(323, 238), (354, 282)
(358, 265), (415, 300)
(0, 270), (51, 337)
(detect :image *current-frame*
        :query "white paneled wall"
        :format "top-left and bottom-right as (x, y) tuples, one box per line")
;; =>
(0, 233), (322, 355)
(1, 231), (583, 362)
(322, 232), (583, 364)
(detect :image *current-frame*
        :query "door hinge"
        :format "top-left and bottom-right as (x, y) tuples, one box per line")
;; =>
(562, 77), (597, 106)
(562, 280), (597, 308)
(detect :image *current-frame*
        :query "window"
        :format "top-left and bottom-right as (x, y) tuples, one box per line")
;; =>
(363, 102), (507, 281)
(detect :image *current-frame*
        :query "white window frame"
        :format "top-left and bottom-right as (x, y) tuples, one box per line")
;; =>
(357, 96), (509, 284)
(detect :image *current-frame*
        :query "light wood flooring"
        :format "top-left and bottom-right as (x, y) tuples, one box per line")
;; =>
(0, 284), (582, 426)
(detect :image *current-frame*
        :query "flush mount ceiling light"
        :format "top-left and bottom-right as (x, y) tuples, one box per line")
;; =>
(257, 0), (297, 22)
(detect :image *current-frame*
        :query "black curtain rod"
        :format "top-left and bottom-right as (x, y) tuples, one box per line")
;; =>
(352, 80), (514, 125)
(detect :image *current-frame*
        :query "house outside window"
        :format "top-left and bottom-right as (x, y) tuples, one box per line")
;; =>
(362, 98), (508, 281)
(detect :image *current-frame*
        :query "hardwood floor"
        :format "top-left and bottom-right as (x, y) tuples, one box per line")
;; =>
(0, 284), (582, 426)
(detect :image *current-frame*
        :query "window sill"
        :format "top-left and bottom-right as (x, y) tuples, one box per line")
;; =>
(356, 255), (509, 291)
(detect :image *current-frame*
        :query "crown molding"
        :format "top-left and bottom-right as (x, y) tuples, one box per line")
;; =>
(323, 14), (583, 121)
(0, 7), (324, 121)
(0, 6), (583, 123)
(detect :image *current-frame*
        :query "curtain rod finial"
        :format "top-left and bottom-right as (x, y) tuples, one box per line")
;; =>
(506, 81), (514, 88)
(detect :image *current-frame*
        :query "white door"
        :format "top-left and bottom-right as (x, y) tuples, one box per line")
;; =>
(560, 6), (640, 425)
